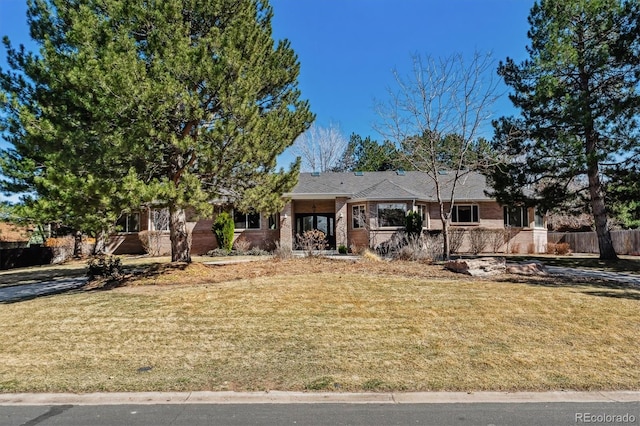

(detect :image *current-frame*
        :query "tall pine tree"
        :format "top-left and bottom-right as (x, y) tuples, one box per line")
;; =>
(491, 0), (640, 260)
(0, 0), (313, 262)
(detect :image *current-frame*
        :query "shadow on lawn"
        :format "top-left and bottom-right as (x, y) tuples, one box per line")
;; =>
(496, 274), (640, 301)
(86, 262), (190, 291)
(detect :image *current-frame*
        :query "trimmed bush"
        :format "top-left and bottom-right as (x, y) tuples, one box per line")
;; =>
(87, 255), (123, 280)
(405, 211), (423, 238)
(212, 212), (234, 252)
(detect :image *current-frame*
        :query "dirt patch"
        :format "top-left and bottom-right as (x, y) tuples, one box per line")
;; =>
(111, 258), (460, 294)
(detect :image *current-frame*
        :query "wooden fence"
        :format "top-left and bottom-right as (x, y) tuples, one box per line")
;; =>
(548, 230), (640, 255)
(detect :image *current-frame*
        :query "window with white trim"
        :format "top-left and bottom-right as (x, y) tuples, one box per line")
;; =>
(451, 205), (479, 223)
(534, 210), (545, 228)
(234, 209), (260, 229)
(503, 206), (529, 228)
(352, 205), (366, 229)
(377, 203), (407, 227)
(116, 212), (140, 233)
(151, 208), (170, 231)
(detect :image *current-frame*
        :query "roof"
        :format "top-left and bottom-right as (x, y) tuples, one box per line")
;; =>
(285, 171), (494, 202)
(0, 222), (32, 242)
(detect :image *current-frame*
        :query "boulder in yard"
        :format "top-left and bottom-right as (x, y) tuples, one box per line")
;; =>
(506, 261), (549, 276)
(444, 257), (506, 277)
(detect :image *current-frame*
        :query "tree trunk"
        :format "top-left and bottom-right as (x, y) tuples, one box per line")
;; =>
(93, 230), (107, 255)
(73, 230), (83, 258)
(442, 219), (451, 260)
(588, 165), (618, 261)
(584, 118), (618, 261)
(441, 208), (451, 260)
(169, 205), (191, 263)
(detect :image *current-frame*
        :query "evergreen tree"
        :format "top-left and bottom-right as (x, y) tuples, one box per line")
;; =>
(0, 0), (313, 262)
(335, 133), (405, 172)
(606, 165), (640, 229)
(491, 0), (640, 260)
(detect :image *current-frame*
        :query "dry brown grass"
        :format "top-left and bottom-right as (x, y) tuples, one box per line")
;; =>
(1, 258), (639, 393)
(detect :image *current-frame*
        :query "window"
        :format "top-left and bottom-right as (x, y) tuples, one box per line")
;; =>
(504, 206), (529, 228)
(415, 204), (427, 227)
(151, 208), (170, 231)
(234, 209), (260, 229)
(352, 205), (366, 229)
(534, 210), (545, 228)
(116, 212), (140, 233)
(377, 203), (407, 227)
(268, 213), (278, 230)
(452, 205), (479, 223)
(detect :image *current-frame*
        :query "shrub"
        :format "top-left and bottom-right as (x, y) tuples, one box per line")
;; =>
(247, 247), (269, 256)
(338, 244), (348, 254)
(349, 244), (365, 255)
(273, 241), (294, 259)
(488, 229), (508, 253)
(546, 242), (571, 255)
(448, 228), (466, 254)
(44, 236), (75, 264)
(212, 212), (234, 252)
(233, 236), (251, 254)
(405, 211), (423, 238)
(138, 230), (164, 256)
(296, 229), (328, 257)
(468, 228), (489, 255)
(87, 255), (123, 280)
(424, 233), (444, 261)
(207, 248), (230, 257)
(361, 249), (382, 262)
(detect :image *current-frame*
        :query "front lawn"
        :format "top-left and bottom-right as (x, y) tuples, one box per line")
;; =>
(1, 258), (638, 393)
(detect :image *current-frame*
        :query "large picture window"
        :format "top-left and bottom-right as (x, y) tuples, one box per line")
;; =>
(352, 205), (366, 229)
(377, 203), (407, 227)
(234, 209), (260, 229)
(116, 212), (140, 233)
(452, 205), (479, 223)
(504, 206), (529, 228)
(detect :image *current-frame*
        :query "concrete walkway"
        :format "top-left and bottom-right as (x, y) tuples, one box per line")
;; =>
(1, 390), (639, 405)
(0, 277), (88, 303)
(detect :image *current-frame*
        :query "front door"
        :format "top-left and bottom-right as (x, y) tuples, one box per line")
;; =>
(295, 214), (335, 249)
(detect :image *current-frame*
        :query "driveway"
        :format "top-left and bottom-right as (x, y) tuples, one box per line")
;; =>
(0, 276), (88, 303)
(546, 265), (640, 287)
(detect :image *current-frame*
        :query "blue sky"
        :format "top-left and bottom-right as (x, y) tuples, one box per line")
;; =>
(0, 0), (535, 200)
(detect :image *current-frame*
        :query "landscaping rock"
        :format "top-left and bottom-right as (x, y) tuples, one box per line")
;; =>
(444, 257), (506, 277)
(506, 261), (549, 276)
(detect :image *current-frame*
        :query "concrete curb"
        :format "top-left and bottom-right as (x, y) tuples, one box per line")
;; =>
(1, 391), (639, 405)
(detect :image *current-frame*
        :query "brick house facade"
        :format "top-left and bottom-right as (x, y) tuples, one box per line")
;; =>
(107, 170), (547, 255)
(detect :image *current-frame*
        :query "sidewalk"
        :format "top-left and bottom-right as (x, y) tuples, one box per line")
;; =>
(1, 390), (639, 405)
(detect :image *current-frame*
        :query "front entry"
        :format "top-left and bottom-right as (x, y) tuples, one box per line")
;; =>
(295, 214), (336, 249)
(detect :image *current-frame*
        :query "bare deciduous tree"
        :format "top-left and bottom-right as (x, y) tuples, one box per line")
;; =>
(376, 51), (500, 259)
(292, 123), (348, 173)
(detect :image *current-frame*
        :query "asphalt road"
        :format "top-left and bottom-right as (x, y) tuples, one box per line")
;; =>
(2, 402), (638, 426)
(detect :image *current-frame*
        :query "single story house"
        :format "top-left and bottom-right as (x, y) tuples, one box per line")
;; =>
(107, 170), (547, 255)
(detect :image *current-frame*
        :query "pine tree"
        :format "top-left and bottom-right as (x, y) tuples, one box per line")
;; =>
(492, 0), (640, 260)
(0, 0), (313, 262)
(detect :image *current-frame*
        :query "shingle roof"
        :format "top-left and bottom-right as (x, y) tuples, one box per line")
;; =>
(286, 171), (494, 202)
